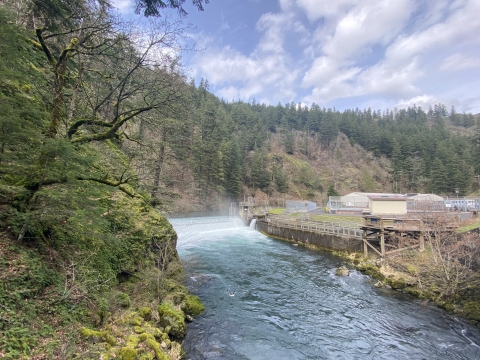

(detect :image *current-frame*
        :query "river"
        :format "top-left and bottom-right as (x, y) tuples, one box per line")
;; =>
(170, 216), (480, 360)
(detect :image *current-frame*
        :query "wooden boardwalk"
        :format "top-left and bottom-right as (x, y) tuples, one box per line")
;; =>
(263, 214), (459, 258)
(265, 215), (363, 239)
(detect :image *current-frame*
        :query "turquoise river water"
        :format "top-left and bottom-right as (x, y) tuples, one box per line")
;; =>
(170, 216), (480, 360)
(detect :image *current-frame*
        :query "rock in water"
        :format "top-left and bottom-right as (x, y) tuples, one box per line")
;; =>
(335, 266), (349, 276)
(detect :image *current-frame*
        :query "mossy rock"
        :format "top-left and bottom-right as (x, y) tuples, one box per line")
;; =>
(134, 326), (145, 334)
(138, 353), (155, 360)
(161, 279), (188, 305)
(157, 303), (186, 338)
(138, 307), (152, 320)
(181, 294), (205, 317)
(145, 338), (170, 360)
(335, 266), (349, 277)
(356, 262), (385, 281)
(129, 316), (143, 326)
(118, 347), (138, 360)
(403, 287), (426, 298)
(462, 302), (480, 324)
(80, 327), (116, 346)
(385, 276), (406, 290)
(153, 328), (171, 348)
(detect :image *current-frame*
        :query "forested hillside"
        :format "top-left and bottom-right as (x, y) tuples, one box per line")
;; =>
(129, 83), (479, 211)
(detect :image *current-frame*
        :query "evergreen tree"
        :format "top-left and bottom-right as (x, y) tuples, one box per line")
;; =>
(429, 158), (448, 194)
(390, 138), (404, 192)
(319, 109), (339, 148)
(249, 147), (271, 190)
(284, 130), (295, 154)
(272, 164), (289, 194)
(327, 185), (339, 197)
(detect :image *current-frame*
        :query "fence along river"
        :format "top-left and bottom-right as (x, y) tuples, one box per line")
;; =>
(170, 215), (480, 360)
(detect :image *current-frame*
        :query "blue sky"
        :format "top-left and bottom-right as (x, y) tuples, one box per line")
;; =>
(113, 0), (480, 114)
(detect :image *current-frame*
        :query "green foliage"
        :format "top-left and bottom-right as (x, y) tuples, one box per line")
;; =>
(181, 294), (205, 316)
(284, 130), (295, 154)
(462, 302), (480, 325)
(272, 164), (289, 194)
(360, 167), (376, 192)
(327, 185), (339, 197)
(249, 147), (271, 190)
(157, 303), (186, 338)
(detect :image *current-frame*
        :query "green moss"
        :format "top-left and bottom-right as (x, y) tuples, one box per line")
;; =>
(181, 295), (205, 316)
(406, 265), (418, 275)
(139, 332), (152, 342)
(127, 334), (140, 346)
(129, 316), (143, 326)
(152, 329), (171, 347)
(134, 326), (145, 334)
(161, 279), (188, 305)
(118, 347), (138, 360)
(403, 287), (426, 298)
(116, 292), (131, 308)
(80, 327), (116, 346)
(145, 338), (170, 360)
(138, 307), (152, 320)
(157, 303), (186, 338)
(356, 263), (385, 281)
(462, 302), (480, 324)
(139, 353), (155, 360)
(385, 276), (406, 290)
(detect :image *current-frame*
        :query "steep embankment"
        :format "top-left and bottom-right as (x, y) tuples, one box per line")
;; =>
(0, 10), (205, 359)
(0, 195), (204, 359)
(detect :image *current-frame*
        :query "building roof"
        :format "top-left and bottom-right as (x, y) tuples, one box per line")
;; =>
(405, 193), (444, 201)
(344, 192), (399, 197)
(367, 194), (406, 201)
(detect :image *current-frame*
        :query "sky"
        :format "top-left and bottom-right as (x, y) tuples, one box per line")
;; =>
(112, 0), (480, 114)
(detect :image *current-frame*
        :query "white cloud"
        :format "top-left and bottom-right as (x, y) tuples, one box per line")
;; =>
(111, 0), (132, 14)
(385, 1), (480, 63)
(322, 0), (414, 61)
(184, 0), (480, 112)
(301, 0), (480, 110)
(191, 1), (303, 104)
(396, 94), (438, 109)
(440, 53), (480, 71)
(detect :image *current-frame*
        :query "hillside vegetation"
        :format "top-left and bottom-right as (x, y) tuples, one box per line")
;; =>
(0, 2), (203, 358)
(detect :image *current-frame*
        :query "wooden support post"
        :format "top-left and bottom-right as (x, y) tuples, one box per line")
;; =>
(419, 233), (425, 252)
(380, 217), (385, 257)
(363, 230), (368, 257)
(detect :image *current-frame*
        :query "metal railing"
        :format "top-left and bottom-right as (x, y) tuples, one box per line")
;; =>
(266, 215), (363, 239)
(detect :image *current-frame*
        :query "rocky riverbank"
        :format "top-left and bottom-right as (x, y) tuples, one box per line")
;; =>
(339, 252), (480, 326)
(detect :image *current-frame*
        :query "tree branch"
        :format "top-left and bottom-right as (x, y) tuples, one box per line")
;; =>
(35, 28), (56, 67)
(76, 176), (146, 201)
(67, 118), (114, 139)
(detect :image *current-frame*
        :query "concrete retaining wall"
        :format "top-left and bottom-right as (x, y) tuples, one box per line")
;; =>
(256, 220), (363, 252)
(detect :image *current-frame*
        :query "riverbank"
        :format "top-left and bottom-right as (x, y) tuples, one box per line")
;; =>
(0, 197), (204, 359)
(349, 252), (480, 326)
